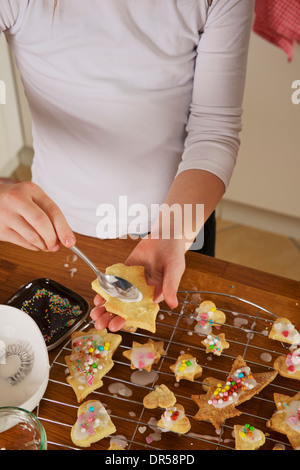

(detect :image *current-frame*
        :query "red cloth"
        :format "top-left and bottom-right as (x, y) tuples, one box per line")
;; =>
(253, 0), (300, 61)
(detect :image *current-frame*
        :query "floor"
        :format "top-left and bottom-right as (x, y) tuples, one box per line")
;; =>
(215, 218), (300, 282)
(9, 164), (300, 282)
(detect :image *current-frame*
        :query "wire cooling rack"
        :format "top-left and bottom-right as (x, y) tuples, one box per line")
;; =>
(36, 291), (299, 450)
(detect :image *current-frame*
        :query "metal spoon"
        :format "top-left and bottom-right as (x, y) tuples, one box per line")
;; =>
(70, 245), (142, 302)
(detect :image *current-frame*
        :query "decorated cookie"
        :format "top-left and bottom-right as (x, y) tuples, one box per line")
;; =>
(195, 300), (226, 333)
(269, 317), (300, 345)
(71, 400), (116, 448)
(272, 443), (285, 450)
(157, 403), (191, 434)
(192, 355), (278, 429)
(274, 347), (300, 380)
(201, 377), (220, 392)
(122, 339), (165, 372)
(202, 333), (230, 356)
(169, 353), (202, 382)
(65, 328), (121, 402)
(143, 384), (176, 409)
(108, 443), (125, 450)
(266, 391), (300, 450)
(234, 423), (265, 450)
(92, 264), (160, 333)
(71, 400), (116, 447)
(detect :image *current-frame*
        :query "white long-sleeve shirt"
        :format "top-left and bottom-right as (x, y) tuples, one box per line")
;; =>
(0, 0), (254, 238)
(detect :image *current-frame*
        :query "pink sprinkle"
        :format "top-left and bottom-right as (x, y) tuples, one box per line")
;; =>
(200, 320), (207, 327)
(146, 436), (153, 444)
(289, 416), (297, 425)
(87, 427), (95, 435)
(282, 330), (289, 338)
(201, 313), (208, 320)
(139, 361), (145, 369)
(87, 375), (94, 385)
(147, 352), (155, 360)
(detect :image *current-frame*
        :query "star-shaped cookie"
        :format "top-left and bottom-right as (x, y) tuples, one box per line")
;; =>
(123, 339), (165, 371)
(192, 355), (277, 429)
(92, 263), (160, 333)
(170, 353), (202, 382)
(266, 391), (300, 449)
(202, 333), (230, 356)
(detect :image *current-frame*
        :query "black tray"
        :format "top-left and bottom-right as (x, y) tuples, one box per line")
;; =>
(4, 278), (90, 351)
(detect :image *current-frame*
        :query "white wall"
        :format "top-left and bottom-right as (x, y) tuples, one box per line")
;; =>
(220, 33), (300, 235)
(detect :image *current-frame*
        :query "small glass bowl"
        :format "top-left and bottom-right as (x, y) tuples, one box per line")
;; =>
(0, 407), (47, 450)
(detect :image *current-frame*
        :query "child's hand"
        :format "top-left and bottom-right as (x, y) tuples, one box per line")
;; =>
(0, 181), (76, 251)
(90, 236), (186, 331)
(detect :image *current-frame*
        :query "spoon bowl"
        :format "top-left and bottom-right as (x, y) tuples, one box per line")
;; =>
(70, 246), (142, 303)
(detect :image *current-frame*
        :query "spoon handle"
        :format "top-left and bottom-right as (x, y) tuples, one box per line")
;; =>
(70, 245), (100, 277)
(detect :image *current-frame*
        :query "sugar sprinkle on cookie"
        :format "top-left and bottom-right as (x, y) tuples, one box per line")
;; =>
(157, 403), (191, 434)
(234, 423), (265, 450)
(194, 300), (226, 334)
(269, 317), (300, 345)
(65, 328), (121, 402)
(71, 400), (116, 448)
(266, 390), (300, 450)
(202, 333), (230, 356)
(170, 353), (202, 382)
(192, 355), (277, 429)
(123, 338), (165, 372)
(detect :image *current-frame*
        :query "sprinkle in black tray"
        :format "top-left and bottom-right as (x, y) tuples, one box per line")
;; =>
(4, 278), (90, 350)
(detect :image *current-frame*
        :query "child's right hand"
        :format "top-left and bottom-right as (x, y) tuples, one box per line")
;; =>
(0, 181), (76, 251)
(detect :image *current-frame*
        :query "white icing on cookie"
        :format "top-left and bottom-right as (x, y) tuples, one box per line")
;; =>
(73, 401), (110, 441)
(208, 367), (257, 409)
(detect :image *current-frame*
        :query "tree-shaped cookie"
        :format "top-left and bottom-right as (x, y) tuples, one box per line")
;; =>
(65, 328), (121, 402)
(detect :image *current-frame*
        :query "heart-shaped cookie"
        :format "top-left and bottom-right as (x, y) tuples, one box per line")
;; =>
(143, 384), (176, 409)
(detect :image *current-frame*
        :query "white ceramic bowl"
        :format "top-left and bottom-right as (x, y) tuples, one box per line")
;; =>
(0, 305), (49, 411)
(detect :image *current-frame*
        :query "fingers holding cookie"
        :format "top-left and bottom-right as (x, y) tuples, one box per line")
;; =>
(91, 296), (126, 332)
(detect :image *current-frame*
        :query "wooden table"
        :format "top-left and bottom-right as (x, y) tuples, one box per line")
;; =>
(0, 233), (299, 451)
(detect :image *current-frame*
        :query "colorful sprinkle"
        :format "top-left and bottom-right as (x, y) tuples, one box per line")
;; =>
(21, 288), (83, 343)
